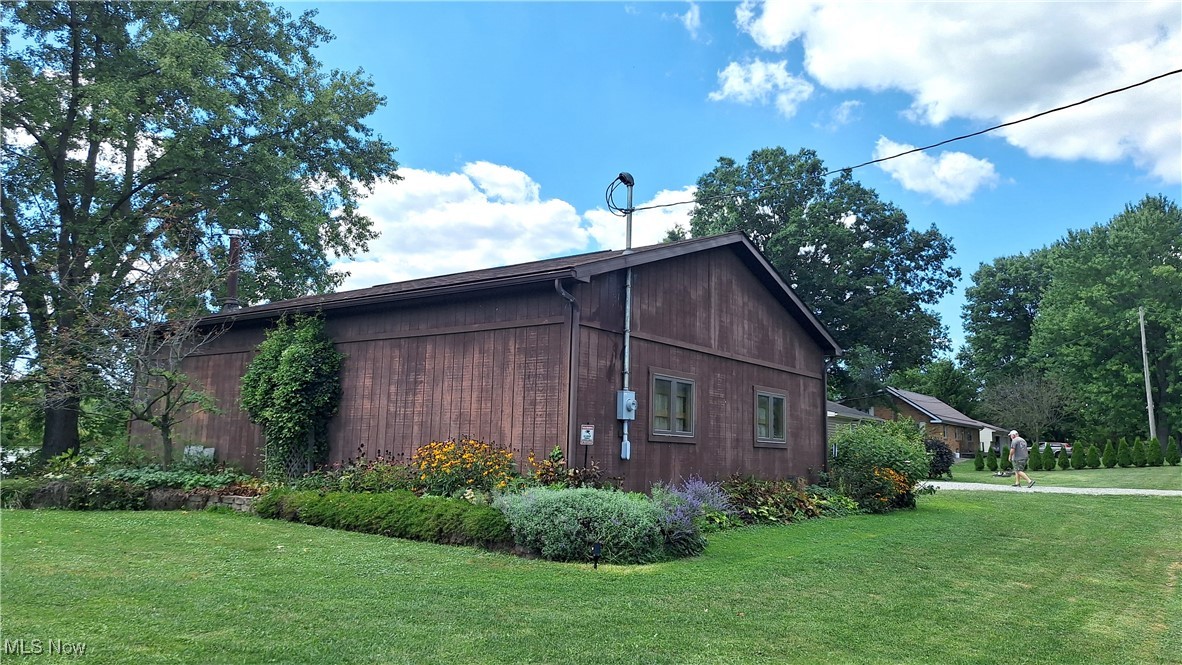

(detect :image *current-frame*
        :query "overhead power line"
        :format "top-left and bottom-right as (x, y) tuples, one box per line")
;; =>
(620, 68), (1182, 216)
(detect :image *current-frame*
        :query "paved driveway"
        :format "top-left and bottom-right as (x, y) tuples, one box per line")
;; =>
(920, 481), (1182, 497)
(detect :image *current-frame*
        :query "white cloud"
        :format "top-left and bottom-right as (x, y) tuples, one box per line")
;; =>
(873, 137), (999, 204)
(734, 0), (1182, 182)
(680, 2), (702, 40)
(709, 59), (814, 118)
(333, 165), (698, 291)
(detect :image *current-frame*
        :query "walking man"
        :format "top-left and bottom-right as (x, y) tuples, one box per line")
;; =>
(1009, 430), (1035, 488)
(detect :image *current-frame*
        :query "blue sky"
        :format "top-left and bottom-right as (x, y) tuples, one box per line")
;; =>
(292, 1), (1181, 353)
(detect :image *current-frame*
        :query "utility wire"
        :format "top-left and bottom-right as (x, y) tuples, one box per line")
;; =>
(615, 68), (1182, 216)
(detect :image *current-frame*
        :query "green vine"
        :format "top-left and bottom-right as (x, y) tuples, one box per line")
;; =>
(240, 315), (344, 480)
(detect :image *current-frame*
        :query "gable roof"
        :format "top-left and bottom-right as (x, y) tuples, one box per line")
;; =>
(884, 387), (984, 428)
(203, 232), (842, 355)
(826, 401), (882, 421)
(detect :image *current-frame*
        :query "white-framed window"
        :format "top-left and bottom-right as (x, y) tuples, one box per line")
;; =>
(652, 374), (694, 437)
(754, 387), (787, 447)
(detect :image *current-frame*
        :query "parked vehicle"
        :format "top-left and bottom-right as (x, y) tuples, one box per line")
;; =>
(1037, 441), (1072, 455)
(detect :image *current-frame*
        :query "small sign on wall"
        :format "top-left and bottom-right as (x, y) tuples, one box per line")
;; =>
(580, 424), (594, 445)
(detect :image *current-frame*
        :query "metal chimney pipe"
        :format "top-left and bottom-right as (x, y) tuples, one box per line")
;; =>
(221, 229), (243, 311)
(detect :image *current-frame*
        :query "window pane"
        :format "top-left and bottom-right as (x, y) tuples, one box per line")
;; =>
(674, 381), (692, 433)
(653, 379), (671, 432)
(757, 395), (770, 439)
(771, 396), (785, 439)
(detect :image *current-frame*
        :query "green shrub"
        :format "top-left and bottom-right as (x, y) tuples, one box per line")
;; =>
(1102, 441), (1117, 468)
(805, 485), (862, 518)
(1131, 438), (1148, 467)
(986, 448), (998, 472)
(293, 457), (417, 494)
(829, 419), (930, 513)
(0, 477), (47, 507)
(1027, 447), (1043, 472)
(721, 475), (822, 524)
(973, 452), (985, 471)
(1071, 443), (1088, 470)
(1117, 438), (1132, 467)
(255, 489), (512, 549)
(412, 437), (518, 495)
(1000, 446), (1012, 472)
(1165, 437), (1180, 466)
(98, 468), (247, 491)
(1146, 438), (1164, 467)
(494, 487), (665, 564)
(924, 439), (956, 479)
(1058, 446), (1072, 470)
(1041, 444), (1055, 472)
(1086, 445), (1101, 469)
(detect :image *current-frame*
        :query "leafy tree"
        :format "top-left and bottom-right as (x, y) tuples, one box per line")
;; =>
(960, 250), (1052, 384)
(1, 1), (400, 458)
(688, 147), (959, 397)
(1131, 438), (1148, 467)
(240, 316), (344, 480)
(1030, 196), (1181, 444)
(1102, 441), (1117, 468)
(980, 375), (1071, 446)
(1041, 444), (1056, 472)
(1086, 444), (1100, 468)
(1117, 438), (1133, 467)
(1146, 438), (1163, 466)
(888, 358), (980, 419)
(1165, 437), (1181, 466)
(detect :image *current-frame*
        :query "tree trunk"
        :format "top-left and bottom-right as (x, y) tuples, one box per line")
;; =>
(161, 420), (173, 470)
(41, 400), (81, 458)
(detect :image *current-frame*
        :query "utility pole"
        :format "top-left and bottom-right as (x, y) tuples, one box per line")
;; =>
(1138, 306), (1157, 442)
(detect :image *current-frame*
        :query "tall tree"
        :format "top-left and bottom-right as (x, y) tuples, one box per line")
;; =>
(1030, 195), (1181, 444)
(689, 148), (959, 396)
(889, 358), (980, 419)
(1, 2), (400, 457)
(980, 374), (1071, 445)
(959, 250), (1052, 384)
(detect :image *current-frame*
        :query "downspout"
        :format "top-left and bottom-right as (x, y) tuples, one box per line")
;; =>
(824, 356), (834, 473)
(555, 279), (580, 465)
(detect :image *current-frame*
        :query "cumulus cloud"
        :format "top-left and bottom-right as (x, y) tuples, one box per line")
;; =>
(709, 59), (815, 118)
(873, 137), (1000, 204)
(733, 0), (1181, 182)
(333, 165), (697, 291)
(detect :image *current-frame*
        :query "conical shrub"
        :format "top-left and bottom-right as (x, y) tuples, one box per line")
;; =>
(1132, 438), (1148, 467)
(1058, 445), (1072, 470)
(1028, 447), (1043, 471)
(1042, 444), (1056, 472)
(1147, 438), (1164, 466)
(1086, 444), (1101, 469)
(1000, 445), (1012, 471)
(1166, 437), (1181, 466)
(1071, 443), (1088, 470)
(974, 452), (985, 471)
(1102, 441), (1117, 468)
(1117, 438), (1133, 467)
(987, 448), (998, 472)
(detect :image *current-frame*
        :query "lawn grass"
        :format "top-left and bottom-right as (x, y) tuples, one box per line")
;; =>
(948, 461), (1181, 490)
(2, 492), (1180, 665)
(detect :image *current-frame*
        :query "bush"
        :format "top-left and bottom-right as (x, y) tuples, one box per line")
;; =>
(1117, 438), (1132, 467)
(829, 420), (930, 513)
(924, 439), (955, 479)
(1166, 437), (1180, 466)
(0, 477), (147, 510)
(1102, 441), (1117, 468)
(494, 487), (665, 564)
(986, 448), (998, 472)
(1147, 438), (1164, 467)
(721, 475), (823, 523)
(292, 457), (417, 494)
(0, 477), (47, 507)
(255, 489), (512, 549)
(527, 445), (607, 489)
(1071, 443), (1088, 470)
(1000, 446), (1012, 471)
(1057, 445), (1071, 470)
(1086, 445), (1101, 469)
(1039, 444), (1055, 472)
(412, 437), (518, 496)
(1027, 446), (1043, 472)
(973, 452), (985, 471)
(805, 485), (862, 518)
(97, 468), (247, 491)
(1131, 438), (1148, 467)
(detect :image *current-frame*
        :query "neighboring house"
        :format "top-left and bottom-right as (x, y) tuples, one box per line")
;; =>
(978, 423), (1009, 455)
(842, 387), (986, 457)
(144, 233), (841, 492)
(825, 400), (882, 440)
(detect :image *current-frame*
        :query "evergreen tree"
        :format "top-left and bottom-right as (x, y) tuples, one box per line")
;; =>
(1029, 446), (1044, 471)
(974, 452), (985, 471)
(1001, 445), (1013, 471)
(1147, 438), (1164, 466)
(1058, 446), (1072, 470)
(1132, 438), (1148, 467)
(1086, 444), (1101, 469)
(987, 448), (998, 472)
(1117, 438), (1133, 467)
(1165, 437), (1181, 466)
(1042, 444), (1056, 472)
(1102, 441), (1117, 468)
(1071, 442), (1088, 469)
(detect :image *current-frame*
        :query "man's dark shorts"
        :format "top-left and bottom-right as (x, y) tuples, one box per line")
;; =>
(1013, 459), (1028, 472)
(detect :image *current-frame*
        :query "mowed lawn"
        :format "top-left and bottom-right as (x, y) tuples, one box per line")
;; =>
(2, 492), (1179, 665)
(948, 462), (1182, 490)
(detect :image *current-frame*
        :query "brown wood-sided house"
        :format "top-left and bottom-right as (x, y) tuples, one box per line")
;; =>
(156, 233), (842, 491)
(842, 387), (986, 457)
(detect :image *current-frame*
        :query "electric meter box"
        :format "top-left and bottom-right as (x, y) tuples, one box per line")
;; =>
(616, 390), (638, 420)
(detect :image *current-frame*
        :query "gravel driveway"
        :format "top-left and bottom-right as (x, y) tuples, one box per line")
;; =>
(920, 481), (1182, 497)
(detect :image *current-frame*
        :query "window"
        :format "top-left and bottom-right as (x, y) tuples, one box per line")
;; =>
(754, 387), (787, 446)
(652, 374), (694, 436)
